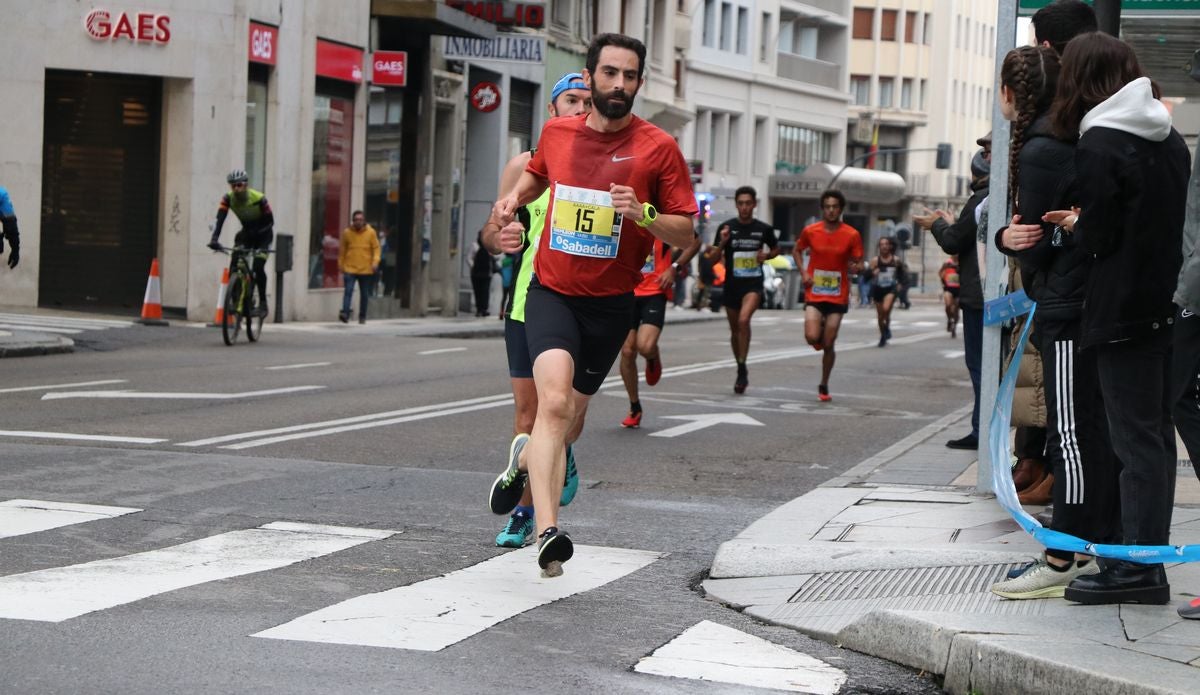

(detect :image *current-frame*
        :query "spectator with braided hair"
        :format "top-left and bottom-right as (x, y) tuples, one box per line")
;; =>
(989, 44), (1123, 601)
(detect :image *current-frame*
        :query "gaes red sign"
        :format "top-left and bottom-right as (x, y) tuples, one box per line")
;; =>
(371, 51), (407, 87)
(470, 82), (502, 113)
(84, 9), (171, 44)
(249, 22), (278, 65)
(316, 39), (364, 83)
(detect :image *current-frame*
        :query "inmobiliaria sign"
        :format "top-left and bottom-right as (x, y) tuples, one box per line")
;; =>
(84, 9), (171, 44)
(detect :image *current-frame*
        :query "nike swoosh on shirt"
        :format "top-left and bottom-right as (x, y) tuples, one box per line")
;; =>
(611, 154), (635, 162)
(1184, 309), (1195, 318)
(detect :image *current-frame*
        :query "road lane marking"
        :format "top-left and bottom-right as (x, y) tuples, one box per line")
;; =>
(417, 347), (468, 355)
(650, 413), (765, 438)
(42, 386), (325, 401)
(254, 544), (661, 651)
(0, 379), (128, 394)
(176, 393), (513, 447)
(635, 620), (846, 693)
(0, 430), (167, 444)
(264, 362), (332, 371)
(0, 522), (397, 623)
(0, 499), (142, 539)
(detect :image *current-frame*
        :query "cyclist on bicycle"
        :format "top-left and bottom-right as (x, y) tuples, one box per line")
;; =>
(208, 169), (273, 317)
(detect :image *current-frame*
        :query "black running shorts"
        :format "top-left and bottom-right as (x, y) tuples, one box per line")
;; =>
(524, 280), (635, 396)
(810, 301), (848, 316)
(630, 293), (668, 330)
(722, 281), (764, 310)
(504, 317), (533, 379)
(871, 284), (897, 304)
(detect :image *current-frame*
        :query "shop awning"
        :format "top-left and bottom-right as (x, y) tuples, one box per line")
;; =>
(768, 163), (907, 205)
(371, 0), (498, 38)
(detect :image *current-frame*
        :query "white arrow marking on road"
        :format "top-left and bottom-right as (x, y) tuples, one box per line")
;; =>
(649, 412), (765, 438)
(255, 544), (662, 651)
(0, 522), (396, 623)
(41, 385), (325, 401)
(0, 499), (142, 539)
(0, 379), (128, 394)
(942, 350), (965, 359)
(635, 620), (846, 693)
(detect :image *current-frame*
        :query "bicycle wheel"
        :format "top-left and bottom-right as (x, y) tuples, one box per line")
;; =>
(222, 276), (244, 346)
(245, 289), (263, 342)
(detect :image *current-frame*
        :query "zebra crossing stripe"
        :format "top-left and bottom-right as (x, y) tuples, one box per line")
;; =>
(254, 544), (662, 651)
(0, 499), (142, 539)
(0, 521), (396, 623)
(635, 620), (846, 693)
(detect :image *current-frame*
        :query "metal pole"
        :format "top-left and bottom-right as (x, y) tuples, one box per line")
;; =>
(978, 0), (1019, 494)
(1093, 0), (1122, 36)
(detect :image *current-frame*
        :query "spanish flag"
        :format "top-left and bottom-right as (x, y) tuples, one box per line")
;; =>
(865, 121), (880, 170)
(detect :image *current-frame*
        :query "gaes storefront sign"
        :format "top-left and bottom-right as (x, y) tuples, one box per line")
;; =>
(371, 51), (408, 87)
(249, 22), (278, 65)
(84, 9), (170, 44)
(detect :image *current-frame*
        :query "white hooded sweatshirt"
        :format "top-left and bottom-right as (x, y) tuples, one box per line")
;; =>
(1079, 76), (1172, 142)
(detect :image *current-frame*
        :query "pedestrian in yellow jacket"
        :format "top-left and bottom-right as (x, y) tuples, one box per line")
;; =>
(338, 210), (380, 324)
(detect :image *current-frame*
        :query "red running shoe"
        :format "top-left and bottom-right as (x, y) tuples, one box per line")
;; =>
(818, 384), (832, 402)
(621, 410), (643, 428)
(645, 357), (662, 386)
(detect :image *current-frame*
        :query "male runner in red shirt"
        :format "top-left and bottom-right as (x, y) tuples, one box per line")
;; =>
(488, 33), (698, 576)
(792, 189), (864, 402)
(619, 235), (701, 428)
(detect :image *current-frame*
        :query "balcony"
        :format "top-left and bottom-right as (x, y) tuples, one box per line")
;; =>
(776, 51), (842, 91)
(781, 0), (849, 18)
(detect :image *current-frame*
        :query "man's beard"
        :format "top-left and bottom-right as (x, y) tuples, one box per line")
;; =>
(592, 87), (635, 119)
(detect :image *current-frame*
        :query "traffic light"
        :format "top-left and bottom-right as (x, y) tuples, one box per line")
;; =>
(935, 143), (952, 169)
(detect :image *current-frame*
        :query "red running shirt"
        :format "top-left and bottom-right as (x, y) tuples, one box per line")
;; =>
(635, 238), (674, 298)
(795, 221), (864, 306)
(527, 115), (698, 297)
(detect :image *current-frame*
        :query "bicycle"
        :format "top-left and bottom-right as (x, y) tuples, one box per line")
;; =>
(212, 245), (271, 345)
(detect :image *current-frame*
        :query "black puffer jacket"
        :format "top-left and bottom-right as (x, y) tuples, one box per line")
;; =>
(930, 178), (986, 310)
(994, 115), (1085, 324)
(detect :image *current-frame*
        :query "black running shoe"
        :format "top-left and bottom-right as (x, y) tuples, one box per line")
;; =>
(489, 434), (529, 515)
(734, 364), (748, 394)
(537, 526), (574, 577)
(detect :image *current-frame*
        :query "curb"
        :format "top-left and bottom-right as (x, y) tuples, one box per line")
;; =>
(0, 333), (74, 358)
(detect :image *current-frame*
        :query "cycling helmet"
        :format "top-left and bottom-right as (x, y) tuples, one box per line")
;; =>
(227, 169), (249, 184)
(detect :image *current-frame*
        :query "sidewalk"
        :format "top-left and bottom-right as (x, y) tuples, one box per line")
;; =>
(704, 411), (1200, 695)
(0, 303), (727, 356)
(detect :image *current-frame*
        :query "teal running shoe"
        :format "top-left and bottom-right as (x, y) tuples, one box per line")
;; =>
(560, 444), (579, 507)
(489, 433), (529, 515)
(495, 510), (535, 548)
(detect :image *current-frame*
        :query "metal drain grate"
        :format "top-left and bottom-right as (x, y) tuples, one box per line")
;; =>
(789, 563), (1019, 603)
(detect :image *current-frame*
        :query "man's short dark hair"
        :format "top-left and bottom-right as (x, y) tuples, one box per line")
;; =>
(1032, 0), (1097, 56)
(820, 189), (846, 209)
(352, 210), (364, 218)
(585, 33), (647, 79)
(734, 186), (757, 200)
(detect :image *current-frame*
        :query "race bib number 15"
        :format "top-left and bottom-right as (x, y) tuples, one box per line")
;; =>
(549, 183), (623, 259)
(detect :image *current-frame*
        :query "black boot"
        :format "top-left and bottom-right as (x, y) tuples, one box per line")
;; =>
(1064, 560), (1169, 605)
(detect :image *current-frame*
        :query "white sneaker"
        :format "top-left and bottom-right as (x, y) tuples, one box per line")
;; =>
(991, 556), (1101, 600)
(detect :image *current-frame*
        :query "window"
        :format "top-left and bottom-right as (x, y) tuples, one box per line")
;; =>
(900, 78), (912, 109)
(776, 124), (831, 170)
(850, 75), (870, 106)
(309, 80), (356, 290)
(760, 12), (771, 61)
(796, 26), (818, 58)
(702, 0), (715, 47)
(923, 13), (932, 45)
(551, 0), (571, 28)
(920, 78), (928, 110)
(879, 77), (894, 107)
(852, 8), (873, 40)
(952, 81), (958, 113)
(754, 116), (768, 175)
(881, 10), (897, 41)
(904, 11), (916, 43)
(727, 114), (741, 173)
(245, 64), (269, 191)
(736, 7), (748, 54)
(955, 17), (961, 48)
(720, 2), (732, 51)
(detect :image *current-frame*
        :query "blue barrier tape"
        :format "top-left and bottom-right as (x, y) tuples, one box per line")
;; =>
(990, 300), (1195, 564)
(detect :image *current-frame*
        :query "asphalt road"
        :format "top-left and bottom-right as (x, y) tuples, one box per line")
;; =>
(0, 301), (969, 694)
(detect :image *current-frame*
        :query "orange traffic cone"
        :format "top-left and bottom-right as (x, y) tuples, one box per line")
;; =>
(207, 267), (229, 328)
(136, 258), (169, 326)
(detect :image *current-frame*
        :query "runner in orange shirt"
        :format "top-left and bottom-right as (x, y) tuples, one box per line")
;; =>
(792, 189), (864, 402)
